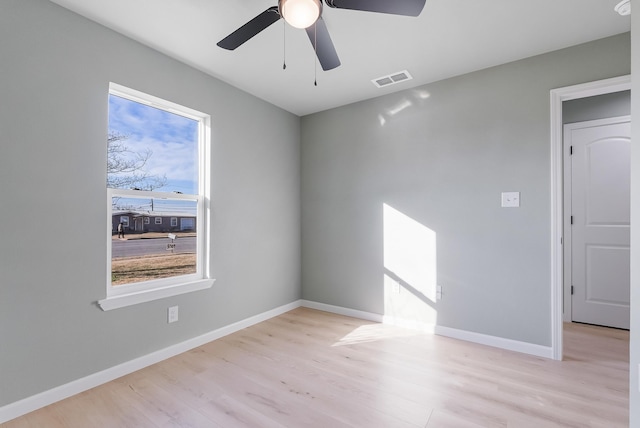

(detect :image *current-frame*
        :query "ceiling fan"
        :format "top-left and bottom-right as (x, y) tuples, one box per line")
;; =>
(217, 0), (427, 71)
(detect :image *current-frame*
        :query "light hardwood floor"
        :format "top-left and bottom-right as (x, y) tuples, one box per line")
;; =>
(4, 308), (629, 427)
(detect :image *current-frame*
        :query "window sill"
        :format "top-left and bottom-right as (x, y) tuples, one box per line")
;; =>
(98, 279), (215, 311)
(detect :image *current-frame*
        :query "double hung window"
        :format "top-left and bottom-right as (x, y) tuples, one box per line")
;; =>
(99, 83), (213, 310)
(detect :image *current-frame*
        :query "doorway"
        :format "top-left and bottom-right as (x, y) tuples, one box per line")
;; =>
(563, 116), (630, 329)
(550, 75), (631, 360)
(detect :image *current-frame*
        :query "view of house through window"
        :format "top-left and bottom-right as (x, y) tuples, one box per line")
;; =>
(108, 84), (205, 290)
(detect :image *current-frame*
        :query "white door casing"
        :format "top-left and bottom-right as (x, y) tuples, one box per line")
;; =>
(564, 117), (630, 330)
(550, 75), (631, 361)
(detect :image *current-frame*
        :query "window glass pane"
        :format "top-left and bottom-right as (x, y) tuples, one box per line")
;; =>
(108, 94), (199, 194)
(111, 196), (197, 286)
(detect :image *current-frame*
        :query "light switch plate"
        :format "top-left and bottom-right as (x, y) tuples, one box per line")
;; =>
(501, 192), (520, 208)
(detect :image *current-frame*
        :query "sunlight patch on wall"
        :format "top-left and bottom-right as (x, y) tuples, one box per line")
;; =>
(383, 203), (438, 328)
(376, 90), (430, 127)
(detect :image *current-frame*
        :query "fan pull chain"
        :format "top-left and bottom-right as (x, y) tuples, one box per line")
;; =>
(282, 20), (287, 70)
(313, 22), (318, 86)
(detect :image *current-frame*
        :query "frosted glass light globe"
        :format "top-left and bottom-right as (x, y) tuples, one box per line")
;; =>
(279, 0), (322, 29)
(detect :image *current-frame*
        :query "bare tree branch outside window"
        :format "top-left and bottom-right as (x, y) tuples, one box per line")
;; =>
(107, 131), (167, 191)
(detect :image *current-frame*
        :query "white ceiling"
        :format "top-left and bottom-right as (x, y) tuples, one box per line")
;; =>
(49, 0), (630, 116)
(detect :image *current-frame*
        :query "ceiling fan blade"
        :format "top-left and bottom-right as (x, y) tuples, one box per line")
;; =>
(305, 17), (341, 71)
(324, 0), (426, 17)
(217, 6), (281, 50)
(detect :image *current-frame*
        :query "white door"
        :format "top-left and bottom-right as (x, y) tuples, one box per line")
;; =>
(565, 117), (630, 329)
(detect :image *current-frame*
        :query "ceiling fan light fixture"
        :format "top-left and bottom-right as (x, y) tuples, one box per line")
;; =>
(279, 0), (322, 29)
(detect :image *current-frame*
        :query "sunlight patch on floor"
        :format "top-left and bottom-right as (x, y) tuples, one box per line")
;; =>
(332, 323), (422, 347)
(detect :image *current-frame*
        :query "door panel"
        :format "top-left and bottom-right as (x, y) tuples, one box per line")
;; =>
(566, 118), (630, 329)
(584, 138), (630, 225)
(586, 245), (630, 305)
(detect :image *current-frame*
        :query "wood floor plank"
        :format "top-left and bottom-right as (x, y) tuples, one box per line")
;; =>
(3, 308), (629, 427)
(426, 408), (486, 428)
(201, 337), (428, 427)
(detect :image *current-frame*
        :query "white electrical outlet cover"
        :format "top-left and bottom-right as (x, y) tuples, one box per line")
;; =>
(501, 192), (520, 208)
(168, 306), (179, 323)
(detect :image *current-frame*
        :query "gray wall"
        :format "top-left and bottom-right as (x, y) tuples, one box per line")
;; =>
(563, 90), (631, 124)
(629, 0), (639, 423)
(301, 33), (631, 347)
(0, 0), (301, 406)
(0, 0), (635, 417)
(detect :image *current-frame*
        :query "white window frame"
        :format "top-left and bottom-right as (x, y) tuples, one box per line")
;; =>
(155, 217), (162, 225)
(170, 217), (178, 227)
(120, 216), (129, 228)
(144, 217), (150, 225)
(99, 83), (214, 311)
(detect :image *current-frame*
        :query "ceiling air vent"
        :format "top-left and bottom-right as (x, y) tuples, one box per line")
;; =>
(372, 70), (413, 88)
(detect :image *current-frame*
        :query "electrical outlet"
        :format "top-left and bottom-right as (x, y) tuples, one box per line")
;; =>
(168, 306), (179, 323)
(391, 280), (401, 294)
(501, 192), (520, 208)
(436, 285), (442, 301)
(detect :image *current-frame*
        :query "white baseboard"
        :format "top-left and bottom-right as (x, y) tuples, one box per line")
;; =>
(434, 325), (554, 359)
(301, 300), (383, 323)
(1, 299), (554, 423)
(382, 316), (436, 334)
(0, 300), (302, 424)
(301, 300), (552, 358)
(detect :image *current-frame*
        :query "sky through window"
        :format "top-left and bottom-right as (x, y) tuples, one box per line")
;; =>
(108, 94), (199, 195)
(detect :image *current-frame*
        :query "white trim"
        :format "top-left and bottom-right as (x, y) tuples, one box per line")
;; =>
(434, 326), (554, 359)
(1, 298), (559, 423)
(110, 82), (206, 122)
(0, 300), (301, 424)
(301, 300), (548, 356)
(300, 300), (383, 323)
(382, 316), (436, 334)
(106, 83), (212, 304)
(549, 75), (631, 361)
(551, 75), (631, 102)
(98, 278), (215, 311)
